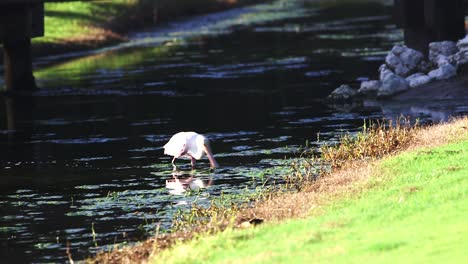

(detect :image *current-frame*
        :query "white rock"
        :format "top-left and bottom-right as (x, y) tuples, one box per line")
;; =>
(385, 52), (401, 67)
(400, 48), (424, 69)
(429, 41), (458, 70)
(454, 49), (468, 65)
(428, 64), (457, 80)
(435, 55), (451, 67)
(358, 80), (381, 95)
(456, 35), (468, 48)
(394, 64), (411, 77)
(379, 64), (393, 81)
(377, 73), (409, 97)
(391, 45), (405, 55)
(429, 41), (458, 65)
(455, 35), (468, 66)
(405, 73), (433, 88)
(448, 54), (457, 66)
(385, 44), (424, 77)
(328, 84), (357, 100)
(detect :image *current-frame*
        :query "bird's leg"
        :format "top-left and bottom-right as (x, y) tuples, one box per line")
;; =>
(171, 157), (177, 171)
(190, 156), (196, 169)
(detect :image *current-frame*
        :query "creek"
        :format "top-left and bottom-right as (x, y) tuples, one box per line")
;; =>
(0, 1), (464, 262)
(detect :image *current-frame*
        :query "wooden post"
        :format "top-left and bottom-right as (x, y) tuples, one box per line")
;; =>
(394, 0), (465, 54)
(2, 38), (37, 92)
(0, 3), (43, 93)
(424, 0), (465, 41)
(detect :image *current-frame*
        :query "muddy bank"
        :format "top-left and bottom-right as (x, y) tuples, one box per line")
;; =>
(359, 72), (468, 123)
(389, 72), (468, 101)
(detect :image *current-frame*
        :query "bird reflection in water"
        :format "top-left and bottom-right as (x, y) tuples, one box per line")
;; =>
(165, 171), (213, 195)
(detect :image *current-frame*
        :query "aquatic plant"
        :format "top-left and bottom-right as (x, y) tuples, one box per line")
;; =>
(167, 118), (422, 230)
(91, 222), (98, 248)
(319, 118), (418, 169)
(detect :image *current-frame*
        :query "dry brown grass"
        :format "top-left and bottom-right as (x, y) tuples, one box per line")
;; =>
(321, 118), (417, 169)
(246, 117), (467, 220)
(88, 231), (195, 264)
(87, 116), (468, 264)
(241, 159), (374, 222)
(410, 117), (468, 149)
(243, 116), (468, 222)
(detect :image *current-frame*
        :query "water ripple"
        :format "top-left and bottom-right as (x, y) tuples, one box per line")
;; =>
(30, 137), (127, 144)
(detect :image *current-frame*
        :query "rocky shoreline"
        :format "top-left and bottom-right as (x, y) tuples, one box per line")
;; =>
(329, 35), (468, 102)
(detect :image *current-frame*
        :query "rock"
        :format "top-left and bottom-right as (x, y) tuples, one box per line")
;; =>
(385, 44), (424, 77)
(328, 84), (357, 101)
(416, 60), (432, 73)
(385, 52), (410, 76)
(454, 47), (468, 66)
(385, 52), (401, 67)
(428, 64), (457, 80)
(431, 41), (458, 55)
(400, 48), (424, 70)
(239, 218), (264, 228)
(457, 35), (468, 48)
(429, 41), (458, 66)
(454, 49), (468, 65)
(435, 56), (451, 67)
(405, 73), (433, 88)
(455, 35), (468, 66)
(379, 64), (393, 81)
(391, 45), (406, 55)
(358, 80), (381, 96)
(240, 221), (251, 228)
(377, 73), (409, 98)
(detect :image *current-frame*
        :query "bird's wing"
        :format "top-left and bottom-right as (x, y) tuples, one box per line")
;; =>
(164, 133), (188, 157)
(186, 134), (206, 160)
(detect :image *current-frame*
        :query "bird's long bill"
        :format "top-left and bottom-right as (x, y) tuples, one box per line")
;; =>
(203, 143), (219, 169)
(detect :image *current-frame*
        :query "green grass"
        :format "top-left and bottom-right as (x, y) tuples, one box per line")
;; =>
(34, 0), (263, 46)
(34, 43), (179, 81)
(153, 140), (468, 263)
(36, 1), (135, 45)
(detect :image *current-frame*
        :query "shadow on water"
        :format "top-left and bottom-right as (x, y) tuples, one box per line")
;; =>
(0, 0), (466, 262)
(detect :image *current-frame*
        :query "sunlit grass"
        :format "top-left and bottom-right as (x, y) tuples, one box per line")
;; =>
(86, 117), (468, 263)
(34, 0), (264, 48)
(37, 1), (136, 45)
(34, 43), (179, 81)
(153, 123), (468, 263)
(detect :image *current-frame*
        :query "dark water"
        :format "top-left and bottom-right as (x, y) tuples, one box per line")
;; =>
(1, 1), (464, 263)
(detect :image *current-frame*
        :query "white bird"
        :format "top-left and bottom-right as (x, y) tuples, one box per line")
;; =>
(163, 132), (219, 170)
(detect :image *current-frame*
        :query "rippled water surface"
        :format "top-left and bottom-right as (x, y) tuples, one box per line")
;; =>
(1, 1), (464, 262)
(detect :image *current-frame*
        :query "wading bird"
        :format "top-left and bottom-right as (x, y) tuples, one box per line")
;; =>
(163, 132), (219, 170)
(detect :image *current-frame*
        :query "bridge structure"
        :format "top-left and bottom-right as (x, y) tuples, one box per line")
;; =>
(0, 0), (45, 93)
(394, 0), (466, 55)
(0, 0), (467, 93)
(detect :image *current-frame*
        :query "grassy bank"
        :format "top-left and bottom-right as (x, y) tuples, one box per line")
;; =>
(33, 0), (392, 55)
(88, 118), (467, 263)
(32, 0), (267, 56)
(156, 138), (468, 263)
